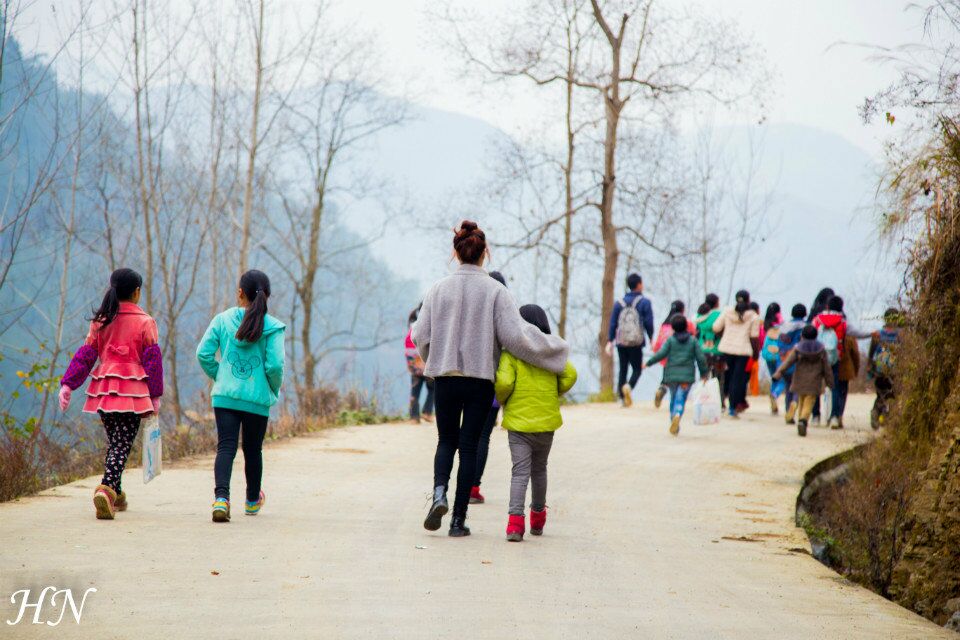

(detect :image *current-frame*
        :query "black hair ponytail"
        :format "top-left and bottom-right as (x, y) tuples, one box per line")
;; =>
(91, 268), (142, 328)
(236, 270), (271, 342)
(734, 289), (750, 320)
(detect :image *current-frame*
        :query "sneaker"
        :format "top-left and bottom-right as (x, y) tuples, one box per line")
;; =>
(506, 514), (525, 542)
(408, 417), (421, 425)
(653, 385), (665, 409)
(769, 396), (779, 415)
(245, 491), (265, 516)
(622, 384), (634, 408)
(93, 484), (117, 520)
(212, 498), (231, 523)
(469, 486), (485, 504)
(421, 413), (434, 423)
(798, 419), (808, 437)
(529, 508), (547, 536)
(811, 416), (821, 426)
(115, 491), (128, 512)
(831, 417), (843, 430)
(669, 415), (681, 436)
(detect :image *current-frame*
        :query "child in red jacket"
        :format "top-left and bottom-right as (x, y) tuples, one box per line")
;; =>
(59, 269), (163, 520)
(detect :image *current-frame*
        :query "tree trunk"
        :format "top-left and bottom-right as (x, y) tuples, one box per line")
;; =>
(132, 1), (154, 313)
(558, 30), (576, 340)
(238, 0), (264, 273)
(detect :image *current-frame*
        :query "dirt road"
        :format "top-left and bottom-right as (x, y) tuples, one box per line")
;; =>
(1, 395), (952, 639)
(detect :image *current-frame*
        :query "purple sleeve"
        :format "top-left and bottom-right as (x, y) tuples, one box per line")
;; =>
(61, 345), (98, 390)
(141, 343), (164, 398)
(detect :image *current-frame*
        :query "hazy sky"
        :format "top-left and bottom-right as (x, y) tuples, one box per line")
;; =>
(16, 0), (923, 157)
(341, 0), (923, 157)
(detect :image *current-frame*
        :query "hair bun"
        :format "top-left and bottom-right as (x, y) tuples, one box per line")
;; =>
(459, 220), (478, 233)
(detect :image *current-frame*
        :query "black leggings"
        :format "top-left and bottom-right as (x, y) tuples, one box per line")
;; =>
(474, 405), (499, 487)
(99, 411), (142, 494)
(214, 407), (269, 501)
(433, 376), (495, 518)
(723, 354), (750, 411)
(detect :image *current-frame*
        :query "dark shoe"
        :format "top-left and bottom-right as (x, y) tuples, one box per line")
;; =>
(448, 516), (471, 537)
(423, 486), (448, 531)
(798, 419), (808, 437)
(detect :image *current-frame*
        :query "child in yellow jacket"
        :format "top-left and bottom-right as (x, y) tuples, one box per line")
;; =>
(495, 304), (578, 542)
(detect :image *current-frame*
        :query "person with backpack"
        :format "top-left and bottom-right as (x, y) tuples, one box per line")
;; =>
(868, 308), (901, 429)
(773, 325), (835, 437)
(197, 270), (286, 522)
(695, 294), (725, 405)
(712, 290), (761, 417)
(811, 295), (846, 429)
(760, 303), (783, 415)
(605, 273), (654, 407)
(645, 314), (709, 436)
(776, 304), (807, 424)
(650, 300), (696, 408)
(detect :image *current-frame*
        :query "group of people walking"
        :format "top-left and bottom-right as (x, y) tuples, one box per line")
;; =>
(59, 268), (286, 522)
(607, 280), (901, 437)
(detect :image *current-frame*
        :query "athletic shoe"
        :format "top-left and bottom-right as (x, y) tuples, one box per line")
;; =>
(769, 396), (779, 415)
(811, 416), (821, 426)
(408, 417), (421, 425)
(114, 491), (128, 512)
(669, 415), (681, 436)
(506, 514), (525, 542)
(529, 508), (547, 535)
(469, 486), (485, 504)
(622, 384), (634, 408)
(212, 498), (231, 523)
(653, 385), (665, 409)
(93, 485), (117, 520)
(245, 491), (265, 516)
(831, 417), (843, 430)
(421, 413), (434, 423)
(798, 419), (808, 437)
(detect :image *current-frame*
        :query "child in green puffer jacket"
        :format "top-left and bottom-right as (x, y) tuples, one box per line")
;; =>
(494, 304), (577, 543)
(646, 314), (709, 437)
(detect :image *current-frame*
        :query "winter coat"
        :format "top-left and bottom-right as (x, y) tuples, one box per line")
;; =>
(696, 309), (722, 355)
(412, 264), (569, 381)
(838, 335), (861, 382)
(197, 307), (286, 417)
(60, 302), (164, 415)
(494, 353), (577, 432)
(712, 308), (761, 357)
(774, 338), (834, 396)
(646, 333), (708, 384)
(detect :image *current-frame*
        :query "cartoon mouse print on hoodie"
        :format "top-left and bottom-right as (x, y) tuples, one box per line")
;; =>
(227, 352), (261, 380)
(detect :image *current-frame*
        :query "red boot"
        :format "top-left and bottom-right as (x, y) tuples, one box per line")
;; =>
(505, 514), (525, 542)
(469, 486), (485, 504)
(529, 508), (547, 535)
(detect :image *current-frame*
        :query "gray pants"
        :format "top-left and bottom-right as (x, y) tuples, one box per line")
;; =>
(508, 431), (554, 516)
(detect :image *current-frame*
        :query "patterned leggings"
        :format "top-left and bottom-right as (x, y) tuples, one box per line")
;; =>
(99, 412), (142, 493)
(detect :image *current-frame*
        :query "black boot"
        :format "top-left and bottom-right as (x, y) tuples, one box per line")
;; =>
(423, 486), (448, 531)
(448, 515), (471, 537)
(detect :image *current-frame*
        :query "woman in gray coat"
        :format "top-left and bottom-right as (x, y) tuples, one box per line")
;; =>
(411, 221), (569, 537)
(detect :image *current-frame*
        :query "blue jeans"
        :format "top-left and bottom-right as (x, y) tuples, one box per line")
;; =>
(667, 383), (691, 418)
(830, 363), (848, 419)
(781, 371), (797, 408)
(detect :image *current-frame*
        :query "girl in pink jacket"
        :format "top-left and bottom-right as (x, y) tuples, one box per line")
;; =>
(58, 269), (163, 520)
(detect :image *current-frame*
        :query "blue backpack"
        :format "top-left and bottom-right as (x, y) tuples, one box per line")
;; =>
(819, 326), (840, 366)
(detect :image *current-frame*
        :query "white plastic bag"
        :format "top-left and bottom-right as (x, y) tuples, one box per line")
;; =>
(142, 414), (162, 484)
(692, 378), (722, 425)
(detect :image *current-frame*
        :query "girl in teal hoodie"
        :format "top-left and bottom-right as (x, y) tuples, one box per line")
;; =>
(197, 270), (285, 522)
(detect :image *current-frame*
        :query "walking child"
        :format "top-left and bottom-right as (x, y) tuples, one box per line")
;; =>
(773, 325), (834, 437)
(495, 304), (577, 542)
(605, 273), (654, 408)
(776, 304), (807, 424)
(197, 270), (285, 522)
(713, 290), (761, 417)
(695, 293), (725, 405)
(760, 302), (782, 415)
(58, 268), (164, 520)
(651, 300), (696, 409)
(645, 314), (708, 436)
(868, 308), (901, 429)
(406, 304), (434, 425)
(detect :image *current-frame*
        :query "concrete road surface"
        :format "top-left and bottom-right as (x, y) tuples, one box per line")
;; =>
(1, 395), (953, 639)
